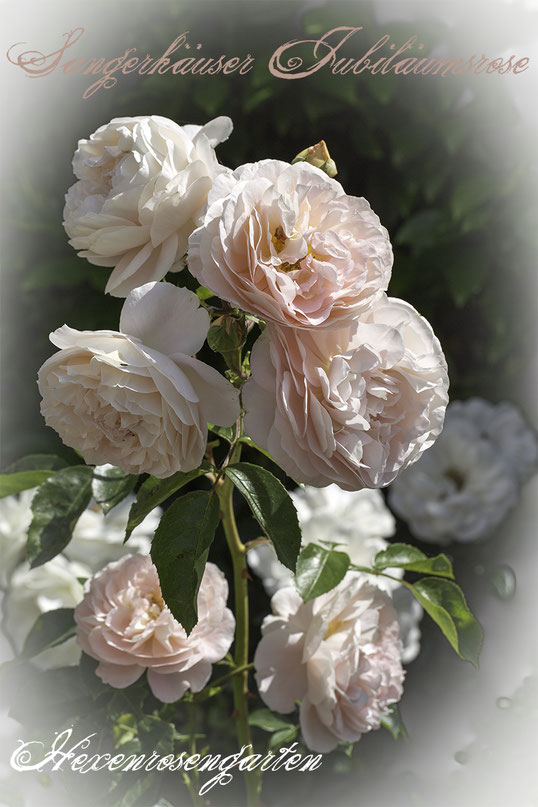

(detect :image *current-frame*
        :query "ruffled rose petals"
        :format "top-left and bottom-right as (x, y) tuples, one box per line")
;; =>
(188, 159), (393, 330)
(63, 115), (233, 296)
(74, 555), (235, 702)
(37, 282), (240, 478)
(244, 294), (449, 491)
(254, 575), (405, 753)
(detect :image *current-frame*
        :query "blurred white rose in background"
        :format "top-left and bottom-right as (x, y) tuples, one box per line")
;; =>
(389, 398), (536, 544)
(2, 556), (90, 670)
(66, 494), (160, 572)
(449, 398), (537, 484)
(64, 115), (233, 296)
(0, 488), (36, 589)
(388, 399), (534, 544)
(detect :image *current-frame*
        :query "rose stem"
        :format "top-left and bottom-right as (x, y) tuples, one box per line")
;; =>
(217, 444), (261, 807)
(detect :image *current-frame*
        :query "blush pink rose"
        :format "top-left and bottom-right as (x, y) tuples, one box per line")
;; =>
(38, 282), (240, 478)
(188, 160), (392, 330)
(254, 575), (405, 753)
(243, 294), (449, 490)
(75, 555), (235, 702)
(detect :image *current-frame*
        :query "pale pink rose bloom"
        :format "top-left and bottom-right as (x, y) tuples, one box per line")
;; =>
(254, 575), (404, 753)
(64, 115), (233, 296)
(38, 282), (239, 478)
(188, 160), (392, 330)
(75, 555), (235, 702)
(244, 294), (448, 490)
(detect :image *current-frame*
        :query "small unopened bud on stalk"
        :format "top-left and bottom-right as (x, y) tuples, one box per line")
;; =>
(291, 140), (337, 178)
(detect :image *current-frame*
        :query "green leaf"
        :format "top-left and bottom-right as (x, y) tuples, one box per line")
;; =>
(150, 490), (220, 635)
(248, 708), (295, 732)
(381, 704), (408, 740)
(92, 465), (137, 515)
(0, 470), (57, 499)
(444, 256), (489, 307)
(26, 466), (93, 567)
(125, 461), (211, 543)
(208, 423), (237, 444)
(295, 544), (350, 602)
(269, 726), (298, 748)
(373, 543), (454, 579)
(224, 462), (301, 571)
(3, 454), (68, 473)
(238, 435), (276, 463)
(450, 173), (498, 221)
(0, 452), (68, 498)
(395, 210), (442, 249)
(114, 772), (157, 807)
(21, 608), (76, 660)
(409, 577), (483, 667)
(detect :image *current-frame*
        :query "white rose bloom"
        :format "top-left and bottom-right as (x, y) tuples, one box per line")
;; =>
(38, 282), (240, 478)
(254, 575), (405, 753)
(247, 484), (423, 663)
(0, 488), (36, 589)
(65, 494), (161, 572)
(64, 115), (233, 296)
(450, 398), (537, 484)
(389, 402), (521, 544)
(244, 294), (448, 490)
(188, 159), (393, 330)
(2, 556), (90, 670)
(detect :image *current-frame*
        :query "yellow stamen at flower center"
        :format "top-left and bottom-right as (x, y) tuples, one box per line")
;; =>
(445, 468), (465, 490)
(272, 225), (310, 272)
(279, 258), (304, 273)
(325, 617), (345, 640)
(272, 225), (287, 253)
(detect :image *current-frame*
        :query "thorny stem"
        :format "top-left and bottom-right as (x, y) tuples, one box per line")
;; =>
(216, 441), (261, 807)
(194, 663), (255, 703)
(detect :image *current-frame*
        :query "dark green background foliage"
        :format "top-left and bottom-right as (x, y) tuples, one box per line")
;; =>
(1, 2), (536, 805)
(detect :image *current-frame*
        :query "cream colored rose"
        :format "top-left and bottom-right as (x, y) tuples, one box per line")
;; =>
(254, 575), (404, 752)
(3, 556), (90, 670)
(75, 555), (235, 702)
(244, 295), (448, 490)
(38, 282), (240, 478)
(247, 484), (423, 664)
(64, 115), (232, 296)
(188, 159), (392, 330)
